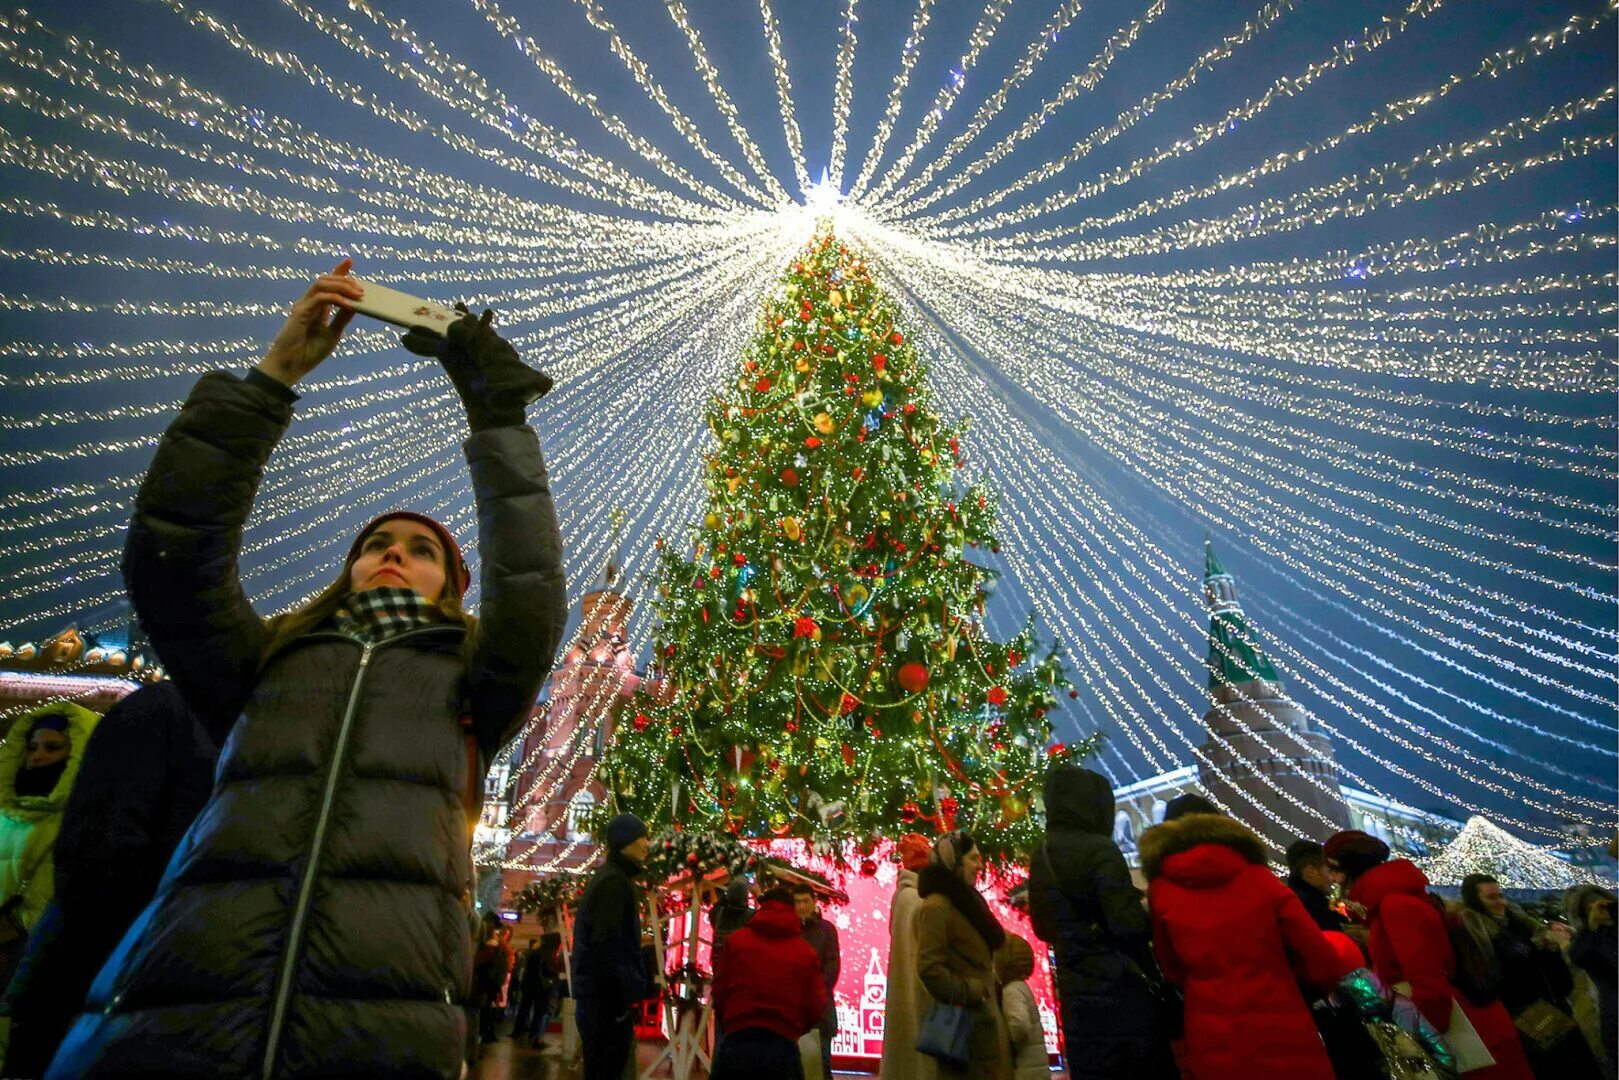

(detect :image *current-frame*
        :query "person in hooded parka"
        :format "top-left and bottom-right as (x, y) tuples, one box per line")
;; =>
(0, 701), (101, 1069)
(0, 703), (101, 933)
(1025, 765), (1175, 1080)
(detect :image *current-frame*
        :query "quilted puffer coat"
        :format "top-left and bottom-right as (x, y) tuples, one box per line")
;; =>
(1027, 766), (1173, 1078)
(0, 701), (101, 931)
(46, 371), (567, 1079)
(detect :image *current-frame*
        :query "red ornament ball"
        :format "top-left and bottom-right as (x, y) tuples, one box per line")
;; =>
(860, 858), (878, 878)
(890, 331), (904, 346)
(781, 467), (800, 487)
(986, 686), (1008, 706)
(896, 662), (930, 694)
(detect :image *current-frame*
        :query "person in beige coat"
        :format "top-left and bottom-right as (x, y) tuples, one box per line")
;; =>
(916, 831), (1012, 1080)
(880, 834), (935, 1080)
(995, 934), (1049, 1080)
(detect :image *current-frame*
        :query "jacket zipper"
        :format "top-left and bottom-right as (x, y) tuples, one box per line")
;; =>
(260, 627), (456, 1079)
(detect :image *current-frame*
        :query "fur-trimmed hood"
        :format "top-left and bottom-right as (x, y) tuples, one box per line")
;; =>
(1139, 812), (1266, 884)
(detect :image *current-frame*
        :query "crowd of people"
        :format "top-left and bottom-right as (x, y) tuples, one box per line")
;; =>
(557, 766), (1616, 1080)
(0, 267), (1609, 1080)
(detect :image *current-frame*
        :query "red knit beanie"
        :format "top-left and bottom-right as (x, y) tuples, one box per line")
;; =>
(347, 512), (471, 599)
(898, 833), (932, 872)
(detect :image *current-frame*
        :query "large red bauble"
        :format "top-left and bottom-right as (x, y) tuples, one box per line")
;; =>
(897, 662), (930, 694)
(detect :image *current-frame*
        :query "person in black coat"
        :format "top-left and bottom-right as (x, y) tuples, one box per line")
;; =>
(793, 882), (842, 1076)
(1566, 886), (1616, 1078)
(1284, 839), (1348, 933)
(44, 260), (567, 1080)
(514, 932), (562, 1046)
(572, 814), (656, 1080)
(710, 879), (754, 961)
(1026, 765), (1176, 1080)
(1, 683), (217, 1077)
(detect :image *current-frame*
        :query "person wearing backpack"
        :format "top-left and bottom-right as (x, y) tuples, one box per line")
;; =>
(1326, 830), (1534, 1080)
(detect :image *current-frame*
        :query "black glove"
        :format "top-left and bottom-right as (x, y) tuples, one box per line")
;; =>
(402, 305), (552, 430)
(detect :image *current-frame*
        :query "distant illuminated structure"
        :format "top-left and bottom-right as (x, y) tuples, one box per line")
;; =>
(498, 540), (645, 884)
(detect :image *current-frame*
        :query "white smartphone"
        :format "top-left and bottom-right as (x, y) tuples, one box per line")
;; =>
(345, 277), (462, 336)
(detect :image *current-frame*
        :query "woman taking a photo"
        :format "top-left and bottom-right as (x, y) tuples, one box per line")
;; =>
(47, 260), (567, 1079)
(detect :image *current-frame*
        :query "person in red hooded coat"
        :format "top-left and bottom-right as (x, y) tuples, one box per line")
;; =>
(1325, 829), (1534, 1080)
(1141, 810), (1351, 1079)
(710, 886), (828, 1079)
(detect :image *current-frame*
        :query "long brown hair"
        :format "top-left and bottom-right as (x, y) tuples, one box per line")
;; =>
(260, 550), (478, 668)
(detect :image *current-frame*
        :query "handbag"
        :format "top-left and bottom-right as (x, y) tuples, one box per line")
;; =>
(1512, 999), (1578, 1051)
(916, 1001), (973, 1069)
(797, 1029), (824, 1080)
(1365, 1019), (1448, 1080)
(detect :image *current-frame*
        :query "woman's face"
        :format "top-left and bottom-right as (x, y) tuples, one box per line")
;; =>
(959, 846), (984, 882)
(25, 729), (69, 770)
(349, 520), (447, 602)
(1476, 881), (1508, 918)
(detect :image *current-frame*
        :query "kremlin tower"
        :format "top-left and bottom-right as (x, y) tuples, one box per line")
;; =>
(501, 543), (643, 879)
(1196, 539), (1350, 850)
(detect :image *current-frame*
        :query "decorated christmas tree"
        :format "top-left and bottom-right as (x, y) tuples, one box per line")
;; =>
(600, 230), (1093, 860)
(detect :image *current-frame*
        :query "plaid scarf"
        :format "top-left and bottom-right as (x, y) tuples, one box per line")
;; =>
(332, 586), (442, 644)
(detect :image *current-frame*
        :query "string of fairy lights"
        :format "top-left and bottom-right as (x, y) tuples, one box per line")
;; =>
(0, 0), (1611, 873)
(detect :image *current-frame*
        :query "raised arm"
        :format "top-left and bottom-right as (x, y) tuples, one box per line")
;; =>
(462, 424), (567, 759)
(122, 262), (361, 738)
(402, 309), (566, 759)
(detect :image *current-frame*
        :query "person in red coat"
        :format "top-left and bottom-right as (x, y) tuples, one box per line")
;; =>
(1325, 829), (1534, 1080)
(710, 886), (829, 1079)
(1141, 811), (1351, 1079)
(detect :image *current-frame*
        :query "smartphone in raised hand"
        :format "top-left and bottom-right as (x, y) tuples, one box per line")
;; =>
(346, 278), (462, 337)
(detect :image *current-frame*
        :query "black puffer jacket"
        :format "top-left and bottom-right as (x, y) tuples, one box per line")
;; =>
(46, 371), (567, 1079)
(1028, 766), (1155, 992)
(1027, 767), (1173, 1077)
(4, 682), (216, 1078)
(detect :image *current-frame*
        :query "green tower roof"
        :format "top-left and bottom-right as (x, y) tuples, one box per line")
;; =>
(1202, 538), (1282, 690)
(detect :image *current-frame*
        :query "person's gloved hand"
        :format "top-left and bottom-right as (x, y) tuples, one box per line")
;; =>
(402, 305), (552, 429)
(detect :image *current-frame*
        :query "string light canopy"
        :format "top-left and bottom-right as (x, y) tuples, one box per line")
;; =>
(0, 0), (1611, 871)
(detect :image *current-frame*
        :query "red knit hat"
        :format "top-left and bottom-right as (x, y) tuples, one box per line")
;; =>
(347, 511), (471, 599)
(898, 833), (932, 872)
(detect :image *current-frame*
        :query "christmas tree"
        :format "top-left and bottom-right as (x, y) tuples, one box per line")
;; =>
(600, 230), (1093, 860)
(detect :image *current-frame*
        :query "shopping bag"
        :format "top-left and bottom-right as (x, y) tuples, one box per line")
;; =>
(916, 1002), (973, 1070)
(1443, 998), (1498, 1074)
(798, 1029), (823, 1080)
